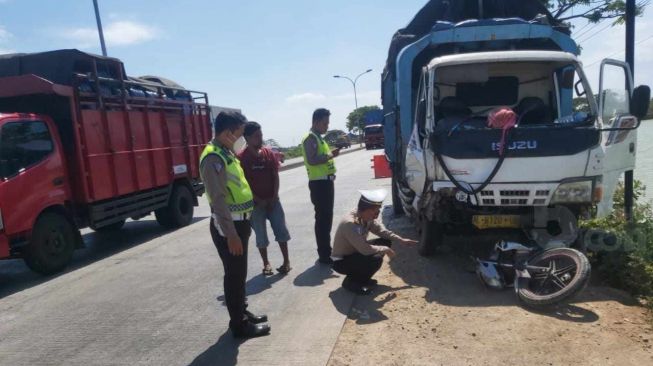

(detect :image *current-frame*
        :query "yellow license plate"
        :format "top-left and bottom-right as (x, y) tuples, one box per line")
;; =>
(472, 215), (521, 229)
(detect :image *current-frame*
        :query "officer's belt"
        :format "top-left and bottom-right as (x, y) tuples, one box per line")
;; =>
(309, 174), (336, 181)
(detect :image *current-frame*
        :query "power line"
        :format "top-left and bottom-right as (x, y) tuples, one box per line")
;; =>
(577, 22), (613, 44)
(575, 21), (602, 39)
(584, 34), (653, 68)
(573, 21), (592, 35)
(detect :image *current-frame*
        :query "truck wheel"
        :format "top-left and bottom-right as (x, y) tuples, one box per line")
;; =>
(418, 219), (443, 257)
(391, 176), (403, 216)
(93, 219), (126, 232)
(24, 213), (76, 275)
(156, 185), (194, 228)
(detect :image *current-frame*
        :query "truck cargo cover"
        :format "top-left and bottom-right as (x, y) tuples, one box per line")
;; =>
(0, 49), (125, 86)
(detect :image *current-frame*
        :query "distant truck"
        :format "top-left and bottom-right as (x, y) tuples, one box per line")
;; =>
(0, 49), (211, 274)
(364, 124), (384, 150)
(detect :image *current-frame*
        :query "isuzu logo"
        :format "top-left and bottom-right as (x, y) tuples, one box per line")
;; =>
(491, 141), (538, 151)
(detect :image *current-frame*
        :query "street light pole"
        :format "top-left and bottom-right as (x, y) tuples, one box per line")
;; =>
(92, 0), (108, 56)
(333, 69), (373, 144)
(333, 69), (372, 109)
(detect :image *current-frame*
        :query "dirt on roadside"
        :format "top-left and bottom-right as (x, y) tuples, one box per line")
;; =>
(327, 208), (653, 366)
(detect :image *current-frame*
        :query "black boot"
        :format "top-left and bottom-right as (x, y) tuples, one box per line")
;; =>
(365, 278), (378, 287)
(342, 276), (372, 295)
(231, 321), (271, 338)
(244, 310), (268, 324)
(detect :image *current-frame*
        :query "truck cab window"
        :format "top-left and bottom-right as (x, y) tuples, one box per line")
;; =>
(600, 65), (630, 125)
(0, 121), (54, 179)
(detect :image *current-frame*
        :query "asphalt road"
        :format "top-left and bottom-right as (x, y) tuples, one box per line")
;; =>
(0, 148), (384, 366)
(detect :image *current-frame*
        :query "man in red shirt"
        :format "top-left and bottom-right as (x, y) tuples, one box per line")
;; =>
(238, 122), (291, 275)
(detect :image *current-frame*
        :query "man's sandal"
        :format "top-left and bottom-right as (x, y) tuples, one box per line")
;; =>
(262, 265), (274, 276)
(276, 264), (292, 274)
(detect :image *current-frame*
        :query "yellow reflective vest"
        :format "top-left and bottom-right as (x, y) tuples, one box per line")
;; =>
(200, 143), (254, 214)
(301, 131), (336, 180)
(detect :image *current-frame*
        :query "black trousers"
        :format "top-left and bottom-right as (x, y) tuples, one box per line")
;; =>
(210, 219), (251, 330)
(309, 179), (335, 260)
(332, 239), (392, 283)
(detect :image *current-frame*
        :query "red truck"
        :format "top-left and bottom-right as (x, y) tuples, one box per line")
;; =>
(0, 50), (211, 274)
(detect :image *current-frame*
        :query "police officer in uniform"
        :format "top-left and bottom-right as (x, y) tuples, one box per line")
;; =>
(301, 108), (340, 264)
(200, 111), (270, 338)
(331, 189), (417, 294)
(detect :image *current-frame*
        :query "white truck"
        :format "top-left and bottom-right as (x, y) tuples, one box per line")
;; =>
(382, 5), (650, 255)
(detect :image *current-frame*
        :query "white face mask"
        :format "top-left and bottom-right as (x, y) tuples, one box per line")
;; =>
(233, 136), (246, 153)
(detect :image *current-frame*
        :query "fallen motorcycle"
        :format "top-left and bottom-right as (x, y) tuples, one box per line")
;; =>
(475, 241), (591, 308)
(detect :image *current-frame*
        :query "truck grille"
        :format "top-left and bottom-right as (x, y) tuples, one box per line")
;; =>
(475, 186), (554, 206)
(500, 190), (529, 197)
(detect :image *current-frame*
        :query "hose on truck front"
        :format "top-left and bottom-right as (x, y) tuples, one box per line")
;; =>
(434, 127), (510, 196)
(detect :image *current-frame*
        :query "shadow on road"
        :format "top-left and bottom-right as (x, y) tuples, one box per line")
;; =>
(380, 209), (611, 323)
(293, 263), (339, 287)
(216, 273), (286, 305)
(329, 285), (413, 325)
(0, 217), (208, 299)
(187, 330), (242, 366)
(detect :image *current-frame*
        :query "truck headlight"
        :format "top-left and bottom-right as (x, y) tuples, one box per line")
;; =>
(551, 181), (593, 204)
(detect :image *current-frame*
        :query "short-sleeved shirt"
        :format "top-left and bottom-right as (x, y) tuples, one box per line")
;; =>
(237, 147), (278, 199)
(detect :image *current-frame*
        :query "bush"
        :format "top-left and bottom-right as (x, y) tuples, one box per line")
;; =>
(580, 180), (653, 306)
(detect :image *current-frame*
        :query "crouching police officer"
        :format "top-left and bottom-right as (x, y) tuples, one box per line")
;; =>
(331, 189), (417, 295)
(200, 111), (270, 338)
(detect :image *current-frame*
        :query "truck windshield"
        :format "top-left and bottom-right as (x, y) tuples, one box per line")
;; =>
(365, 126), (383, 135)
(0, 121), (54, 179)
(433, 61), (594, 127)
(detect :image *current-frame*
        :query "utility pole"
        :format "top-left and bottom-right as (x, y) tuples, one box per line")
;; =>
(624, 0), (635, 221)
(93, 0), (108, 56)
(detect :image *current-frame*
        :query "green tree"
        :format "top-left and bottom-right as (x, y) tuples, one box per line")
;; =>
(541, 0), (649, 24)
(263, 139), (280, 148)
(346, 105), (382, 134)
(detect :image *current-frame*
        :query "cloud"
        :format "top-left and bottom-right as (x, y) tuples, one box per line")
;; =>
(0, 25), (13, 54)
(0, 25), (12, 42)
(62, 20), (159, 48)
(285, 92), (327, 103)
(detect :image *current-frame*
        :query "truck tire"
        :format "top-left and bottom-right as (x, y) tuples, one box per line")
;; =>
(155, 185), (194, 228)
(391, 176), (403, 216)
(24, 213), (76, 275)
(93, 219), (126, 232)
(418, 219), (443, 257)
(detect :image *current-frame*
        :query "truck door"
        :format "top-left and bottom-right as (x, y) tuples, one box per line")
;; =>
(404, 71), (429, 197)
(0, 119), (66, 238)
(596, 59), (638, 216)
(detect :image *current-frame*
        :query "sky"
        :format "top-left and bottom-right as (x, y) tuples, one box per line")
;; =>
(0, 0), (651, 146)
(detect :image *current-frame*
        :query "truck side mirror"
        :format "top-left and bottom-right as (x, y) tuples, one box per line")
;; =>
(631, 85), (651, 119)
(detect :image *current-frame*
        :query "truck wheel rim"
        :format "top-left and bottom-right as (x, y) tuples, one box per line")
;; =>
(45, 228), (66, 255)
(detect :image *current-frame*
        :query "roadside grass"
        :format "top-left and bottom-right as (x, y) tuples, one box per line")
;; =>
(580, 180), (653, 309)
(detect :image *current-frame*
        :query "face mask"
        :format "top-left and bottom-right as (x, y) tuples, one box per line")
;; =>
(233, 136), (246, 153)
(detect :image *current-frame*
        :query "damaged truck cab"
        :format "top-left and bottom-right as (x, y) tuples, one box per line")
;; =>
(383, 17), (650, 253)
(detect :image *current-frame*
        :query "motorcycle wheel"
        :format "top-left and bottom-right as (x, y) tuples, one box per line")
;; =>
(517, 248), (591, 308)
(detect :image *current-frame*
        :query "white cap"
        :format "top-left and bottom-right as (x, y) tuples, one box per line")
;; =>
(358, 189), (388, 206)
